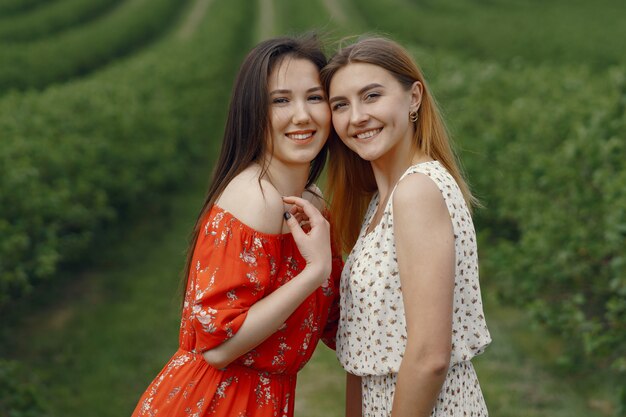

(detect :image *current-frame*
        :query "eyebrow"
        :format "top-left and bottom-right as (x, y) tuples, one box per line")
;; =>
(269, 86), (324, 95)
(329, 83), (384, 104)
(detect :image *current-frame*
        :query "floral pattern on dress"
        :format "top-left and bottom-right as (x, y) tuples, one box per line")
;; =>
(337, 161), (491, 416)
(131, 204), (342, 417)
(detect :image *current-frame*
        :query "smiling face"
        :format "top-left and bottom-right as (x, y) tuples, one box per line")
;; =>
(329, 62), (421, 164)
(266, 57), (330, 168)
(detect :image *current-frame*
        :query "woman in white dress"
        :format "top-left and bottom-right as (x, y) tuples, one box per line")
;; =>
(321, 37), (491, 417)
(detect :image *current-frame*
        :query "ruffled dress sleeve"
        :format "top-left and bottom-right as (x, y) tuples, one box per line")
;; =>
(189, 208), (277, 353)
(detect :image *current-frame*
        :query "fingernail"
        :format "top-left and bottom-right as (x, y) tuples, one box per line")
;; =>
(283, 212), (291, 220)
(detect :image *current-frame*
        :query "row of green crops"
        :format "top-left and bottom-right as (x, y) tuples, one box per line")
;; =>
(0, 0), (124, 42)
(347, 0), (626, 68)
(1, 0), (255, 413)
(405, 46), (626, 396)
(0, 0), (53, 16)
(0, 0), (255, 309)
(0, 0), (187, 93)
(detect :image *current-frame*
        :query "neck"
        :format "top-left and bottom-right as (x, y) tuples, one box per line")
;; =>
(370, 136), (429, 201)
(262, 158), (310, 197)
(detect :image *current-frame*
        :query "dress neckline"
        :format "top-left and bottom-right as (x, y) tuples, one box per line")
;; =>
(211, 204), (294, 240)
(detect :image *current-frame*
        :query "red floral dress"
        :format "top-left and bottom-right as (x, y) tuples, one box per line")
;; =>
(131, 205), (341, 417)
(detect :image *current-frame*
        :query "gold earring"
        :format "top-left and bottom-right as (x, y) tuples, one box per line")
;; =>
(409, 110), (418, 123)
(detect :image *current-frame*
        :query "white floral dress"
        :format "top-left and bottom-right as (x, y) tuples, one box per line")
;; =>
(336, 161), (491, 416)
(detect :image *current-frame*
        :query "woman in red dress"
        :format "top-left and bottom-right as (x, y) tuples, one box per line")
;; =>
(131, 35), (341, 417)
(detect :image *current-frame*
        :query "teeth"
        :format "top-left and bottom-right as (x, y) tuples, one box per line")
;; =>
(356, 129), (381, 139)
(287, 132), (313, 140)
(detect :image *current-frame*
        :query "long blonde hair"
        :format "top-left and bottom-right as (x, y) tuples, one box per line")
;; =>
(321, 37), (477, 253)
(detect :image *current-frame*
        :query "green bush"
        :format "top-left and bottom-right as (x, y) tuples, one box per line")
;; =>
(414, 46), (626, 383)
(0, 0), (254, 308)
(0, 359), (48, 417)
(0, 0), (124, 42)
(353, 0), (626, 68)
(0, 0), (54, 17)
(0, 0), (186, 93)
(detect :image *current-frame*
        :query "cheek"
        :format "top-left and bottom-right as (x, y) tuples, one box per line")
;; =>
(313, 106), (331, 130)
(339, 136), (359, 154)
(270, 108), (289, 131)
(331, 113), (349, 139)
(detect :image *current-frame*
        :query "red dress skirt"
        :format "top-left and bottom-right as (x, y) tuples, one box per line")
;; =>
(131, 205), (341, 417)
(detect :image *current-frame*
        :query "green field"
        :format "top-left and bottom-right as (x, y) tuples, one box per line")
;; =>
(1, 0), (624, 416)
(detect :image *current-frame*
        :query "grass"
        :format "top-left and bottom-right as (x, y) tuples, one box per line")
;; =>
(294, 291), (619, 417)
(473, 292), (618, 417)
(0, 173), (205, 415)
(295, 345), (346, 416)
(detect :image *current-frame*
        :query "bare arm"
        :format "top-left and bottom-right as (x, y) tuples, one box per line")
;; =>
(346, 372), (362, 417)
(390, 174), (455, 417)
(203, 196), (331, 368)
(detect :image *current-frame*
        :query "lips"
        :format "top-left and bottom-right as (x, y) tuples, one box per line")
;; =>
(354, 128), (382, 140)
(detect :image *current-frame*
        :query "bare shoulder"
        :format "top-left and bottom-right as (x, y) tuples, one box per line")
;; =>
(302, 183), (326, 213)
(215, 166), (285, 234)
(393, 172), (448, 220)
(393, 173), (455, 276)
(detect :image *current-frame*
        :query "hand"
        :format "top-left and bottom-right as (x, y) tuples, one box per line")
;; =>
(284, 200), (311, 228)
(282, 196), (332, 280)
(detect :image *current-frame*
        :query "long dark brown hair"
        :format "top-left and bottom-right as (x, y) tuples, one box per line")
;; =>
(180, 35), (329, 303)
(321, 36), (477, 253)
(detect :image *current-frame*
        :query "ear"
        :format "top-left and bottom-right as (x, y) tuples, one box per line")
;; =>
(409, 81), (423, 111)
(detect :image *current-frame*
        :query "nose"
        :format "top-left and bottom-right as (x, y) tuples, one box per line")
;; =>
(350, 104), (368, 125)
(292, 101), (311, 125)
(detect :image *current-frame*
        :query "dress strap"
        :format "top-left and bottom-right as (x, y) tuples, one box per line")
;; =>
(389, 161), (437, 202)
(386, 161), (440, 217)
(398, 160), (437, 182)
(364, 161), (440, 234)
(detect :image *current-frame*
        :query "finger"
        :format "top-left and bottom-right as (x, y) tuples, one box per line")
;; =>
(284, 203), (305, 216)
(292, 209), (309, 220)
(283, 211), (306, 240)
(293, 213), (308, 224)
(282, 196), (325, 225)
(290, 211), (310, 228)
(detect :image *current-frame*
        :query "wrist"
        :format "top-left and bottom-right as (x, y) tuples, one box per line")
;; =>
(303, 262), (332, 285)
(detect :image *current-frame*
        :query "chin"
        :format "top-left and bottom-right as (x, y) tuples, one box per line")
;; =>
(343, 141), (376, 161)
(285, 152), (321, 166)
(295, 146), (325, 161)
(351, 148), (381, 162)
